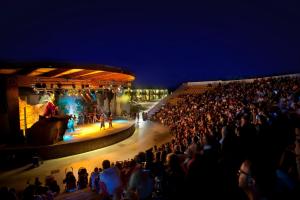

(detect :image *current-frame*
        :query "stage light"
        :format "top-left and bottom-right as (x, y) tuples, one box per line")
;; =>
(120, 93), (130, 103)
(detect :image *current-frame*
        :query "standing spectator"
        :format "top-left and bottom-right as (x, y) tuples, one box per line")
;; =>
(237, 159), (276, 200)
(163, 153), (185, 200)
(127, 152), (153, 200)
(99, 160), (122, 199)
(237, 160), (259, 199)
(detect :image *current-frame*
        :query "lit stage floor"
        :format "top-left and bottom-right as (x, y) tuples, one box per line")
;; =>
(58, 119), (134, 144)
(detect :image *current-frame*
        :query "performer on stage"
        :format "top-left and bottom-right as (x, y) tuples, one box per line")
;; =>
(99, 114), (105, 130)
(43, 93), (56, 118)
(67, 115), (76, 132)
(108, 114), (113, 128)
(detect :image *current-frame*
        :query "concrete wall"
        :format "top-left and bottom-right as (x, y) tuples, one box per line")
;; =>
(186, 73), (300, 86)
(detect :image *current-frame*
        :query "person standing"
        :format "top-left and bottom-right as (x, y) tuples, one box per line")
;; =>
(100, 114), (105, 130)
(67, 115), (75, 132)
(108, 114), (113, 128)
(99, 160), (122, 199)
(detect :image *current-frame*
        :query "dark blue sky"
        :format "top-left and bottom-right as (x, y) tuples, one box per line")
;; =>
(1, 0), (299, 88)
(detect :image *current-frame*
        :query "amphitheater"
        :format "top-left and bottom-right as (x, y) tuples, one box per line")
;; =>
(0, 73), (300, 200)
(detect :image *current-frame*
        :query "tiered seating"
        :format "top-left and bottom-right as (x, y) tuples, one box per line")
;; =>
(180, 85), (213, 95)
(167, 84), (214, 105)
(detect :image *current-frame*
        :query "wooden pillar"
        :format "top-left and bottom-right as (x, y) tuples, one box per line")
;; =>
(0, 77), (9, 144)
(0, 77), (21, 144)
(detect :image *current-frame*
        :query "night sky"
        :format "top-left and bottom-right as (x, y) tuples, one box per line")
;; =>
(1, 0), (299, 89)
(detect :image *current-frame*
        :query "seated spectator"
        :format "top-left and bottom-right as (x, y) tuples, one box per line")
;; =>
(0, 186), (17, 200)
(63, 170), (77, 192)
(89, 167), (100, 192)
(77, 167), (89, 189)
(45, 175), (60, 195)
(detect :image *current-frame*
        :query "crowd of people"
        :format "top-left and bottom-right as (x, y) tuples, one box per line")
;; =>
(1, 76), (300, 200)
(151, 76), (300, 199)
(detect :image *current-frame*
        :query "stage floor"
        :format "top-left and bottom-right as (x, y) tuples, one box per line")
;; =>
(56, 119), (135, 144)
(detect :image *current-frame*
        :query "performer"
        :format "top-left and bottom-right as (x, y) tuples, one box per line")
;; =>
(92, 111), (98, 123)
(67, 115), (75, 132)
(41, 93), (56, 118)
(99, 114), (105, 130)
(108, 114), (113, 128)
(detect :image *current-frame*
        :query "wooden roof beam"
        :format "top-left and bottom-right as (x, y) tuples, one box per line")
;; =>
(41, 68), (71, 77)
(59, 70), (95, 79)
(15, 67), (38, 75)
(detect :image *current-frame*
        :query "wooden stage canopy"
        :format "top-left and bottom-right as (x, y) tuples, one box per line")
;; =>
(0, 61), (135, 89)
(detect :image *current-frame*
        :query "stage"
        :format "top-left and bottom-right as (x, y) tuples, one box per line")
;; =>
(0, 120), (172, 194)
(59, 119), (135, 144)
(0, 119), (136, 161)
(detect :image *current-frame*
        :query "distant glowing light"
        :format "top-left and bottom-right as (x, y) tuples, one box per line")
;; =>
(120, 94), (130, 103)
(0, 69), (20, 74)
